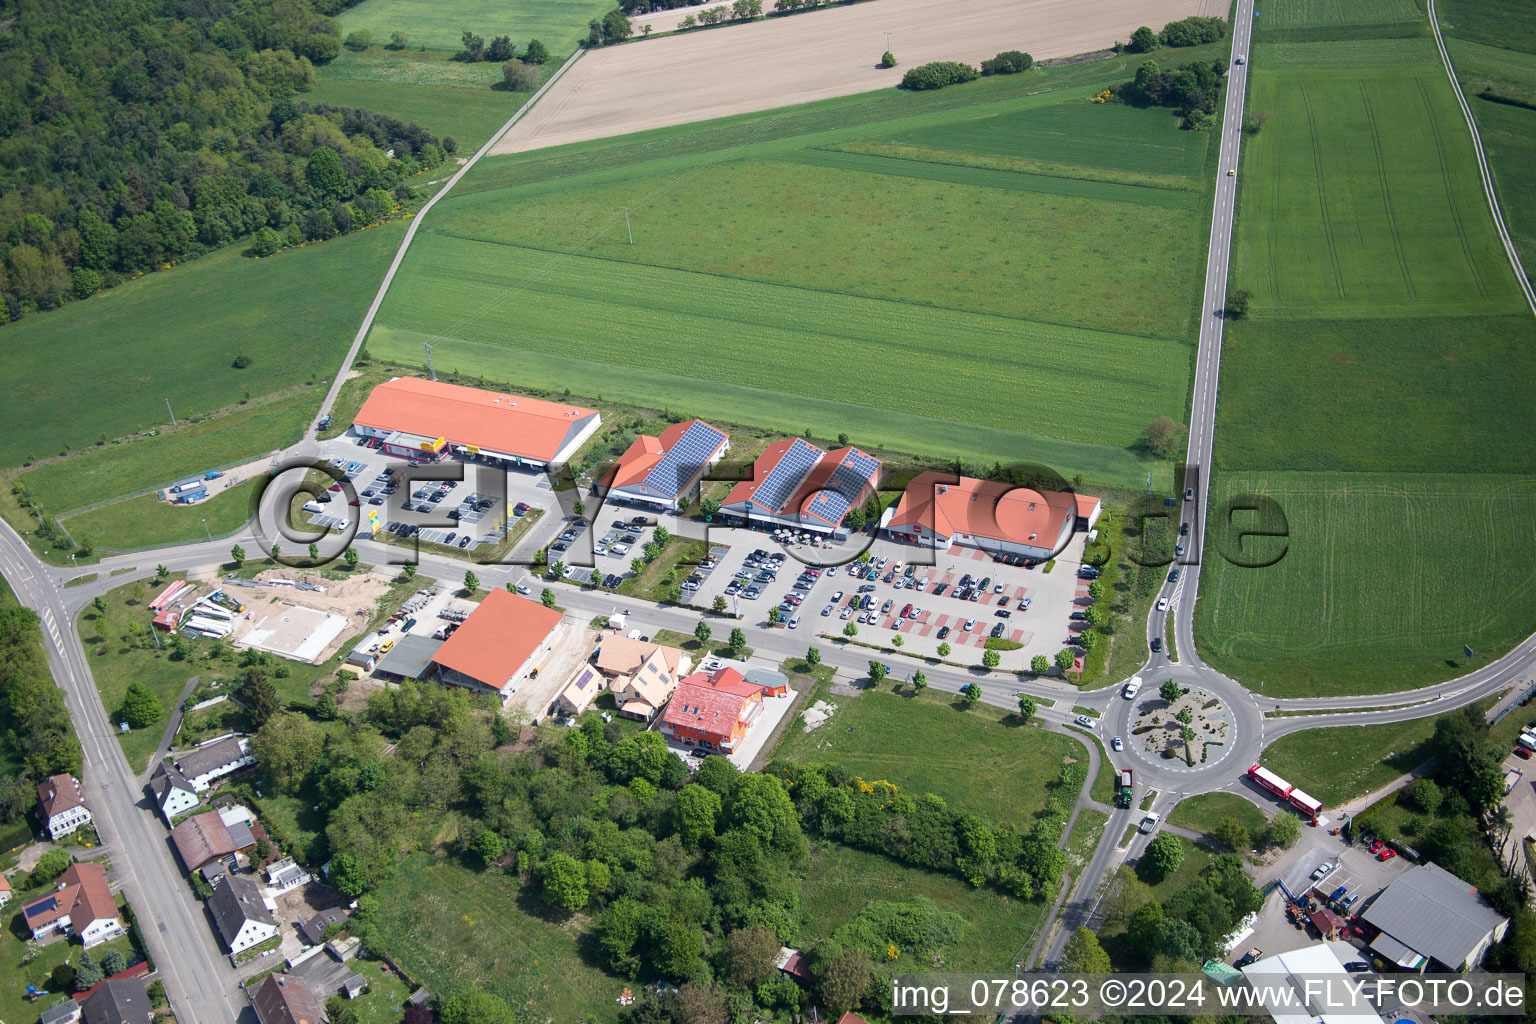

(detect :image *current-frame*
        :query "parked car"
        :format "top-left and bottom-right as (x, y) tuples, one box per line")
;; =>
(989, 622), (1005, 638)
(1343, 962), (1371, 974)
(995, 609), (1011, 618)
(822, 604), (834, 616)
(936, 625), (950, 639)
(788, 615), (801, 629)
(1235, 949), (1262, 969)
(1378, 847), (1397, 861)
(1019, 598), (1031, 610)
(963, 619), (976, 632)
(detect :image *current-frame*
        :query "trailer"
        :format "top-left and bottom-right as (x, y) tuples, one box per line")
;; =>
(1117, 769), (1134, 809)
(1248, 764), (1293, 800)
(1286, 787), (1322, 823)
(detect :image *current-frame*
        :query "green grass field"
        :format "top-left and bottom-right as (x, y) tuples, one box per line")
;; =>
(1257, 0), (1423, 30)
(1438, 0), (1536, 55)
(1258, 711), (1450, 807)
(61, 481), (257, 553)
(1233, 55), (1523, 318)
(372, 65), (1221, 490)
(1196, 472), (1536, 696)
(0, 222), (405, 471)
(308, 68), (517, 152)
(339, 0), (608, 53)
(769, 682), (1085, 825)
(798, 842), (1045, 970)
(1200, 23), (1536, 696)
(1167, 792), (1267, 837)
(18, 390), (318, 514)
(370, 853), (622, 1022)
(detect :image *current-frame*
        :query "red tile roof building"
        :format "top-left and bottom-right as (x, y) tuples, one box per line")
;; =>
(601, 418), (730, 511)
(884, 472), (1098, 560)
(720, 440), (881, 535)
(37, 774), (92, 841)
(353, 377), (602, 467)
(660, 667), (766, 753)
(21, 863), (124, 947)
(430, 588), (564, 700)
(252, 973), (325, 1024)
(170, 811), (239, 871)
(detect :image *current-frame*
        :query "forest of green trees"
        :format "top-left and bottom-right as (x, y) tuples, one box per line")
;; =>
(0, 602), (82, 825)
(0, 0), (450, 321)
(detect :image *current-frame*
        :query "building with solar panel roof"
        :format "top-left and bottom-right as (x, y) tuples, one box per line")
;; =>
(720, 439), (882, 535)
(600, 418), (730, 511)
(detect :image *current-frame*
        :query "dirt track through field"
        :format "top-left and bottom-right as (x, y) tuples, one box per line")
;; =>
(491, 0), (1226, 155)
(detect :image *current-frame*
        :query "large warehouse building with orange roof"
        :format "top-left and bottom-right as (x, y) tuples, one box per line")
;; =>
(429, 588), (566, 700)
(352, 377), (602, 467)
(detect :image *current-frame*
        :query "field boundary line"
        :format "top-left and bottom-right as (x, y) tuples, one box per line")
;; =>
(305, 46), (587, 440)
(1426, 0), (1536, 316)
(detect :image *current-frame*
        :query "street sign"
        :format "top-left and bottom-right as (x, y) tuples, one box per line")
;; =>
(1464, 644), (1475, 660)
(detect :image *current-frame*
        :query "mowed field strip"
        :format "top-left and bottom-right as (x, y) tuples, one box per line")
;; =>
(1202, 23), (1536, 696)
(491, 0), (1226, 154)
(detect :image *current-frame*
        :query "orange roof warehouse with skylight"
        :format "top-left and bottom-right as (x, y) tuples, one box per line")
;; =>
(884, 472), (1100, 560)
(352, 377), (603, 467)
(430, 588), (565, 700)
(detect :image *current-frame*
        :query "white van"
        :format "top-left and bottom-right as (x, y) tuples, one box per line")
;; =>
(302, 500), (324, 514)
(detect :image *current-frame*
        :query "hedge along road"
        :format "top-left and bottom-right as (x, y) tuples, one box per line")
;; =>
(304, 47), (586, 442)
(488, 0), (1228, 155)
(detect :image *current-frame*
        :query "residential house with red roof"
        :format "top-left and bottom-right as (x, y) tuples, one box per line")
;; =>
(37, 774), (92, 841)
(659, 667), (767, 753)
(352, 377), (602, 468)
(720, 440), (881, 536)
(21, 862), (125, 947)
(430, 588), (564, 700)
(883, 472), (1097, 561)
(252, 973), (326, 1024)
(600, 418), (730, 511)
(0, 871), (12, 909)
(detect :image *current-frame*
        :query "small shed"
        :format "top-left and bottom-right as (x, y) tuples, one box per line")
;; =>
(1307, 906), (1345, 940)
(774, 945), (811, 982)
(341, 972), (368, 999)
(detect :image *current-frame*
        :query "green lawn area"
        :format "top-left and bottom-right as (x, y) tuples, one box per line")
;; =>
(339, 0), (608, 52)
(797, 842), (1044, 971)
(1258, 712), (1457, 808)
(1199, 23), (1536, 695)
(369, 853), (622, 1022)
(1064, 808), (1111, 877)
(60, 482), (258, 553)
(309, 49), (520, 151)
(769, 681), (1085, 826)
(369, 59), (1219, 492)
(1167, 792), (1267, 837)
(0, 221), (406, 471)
(350, 956), (414, 1024)
(18, 389), (319, 515)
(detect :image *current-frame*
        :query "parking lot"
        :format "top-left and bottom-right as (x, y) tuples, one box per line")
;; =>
(303, 440), (571, 560)
(672, 526), (1093, 670)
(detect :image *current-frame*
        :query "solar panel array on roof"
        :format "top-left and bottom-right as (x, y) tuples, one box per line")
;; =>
(26, 896), (58, 919)
(803, 449), (880, 524)
(642, 420), (727, 496)
(751, 439), (822, 513)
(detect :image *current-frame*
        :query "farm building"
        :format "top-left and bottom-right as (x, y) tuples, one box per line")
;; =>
(883, 472), (1097, 560)
(1360, 862), (1508, 971)
(599, 418), (730, 511)
(719, 439), (881, 535)
(352, 377), (602, 468)
(430, 588), (565, 700)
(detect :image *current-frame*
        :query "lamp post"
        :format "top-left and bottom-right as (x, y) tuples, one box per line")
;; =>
(202, 518), (211, 542)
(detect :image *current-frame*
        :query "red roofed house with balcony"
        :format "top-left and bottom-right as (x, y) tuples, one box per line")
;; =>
(660, 667), (767, 753)
(719, 439), (881, 536)
(21, 862), (125, 947)
(430, 588), (565, 701)
(37, 774), (92, 841)
(352, 377), (602, 469)
(883, 472), (1096, 561)
(600, 418), (730, 512)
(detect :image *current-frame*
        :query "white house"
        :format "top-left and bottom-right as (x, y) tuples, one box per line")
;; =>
(174, 735), (255, 792)
(20, 863), (124, 947)
(148, 762), (199, 824)
(265, 857), (312, 894)
(36, 774), (91, 841)
(208, 873), (278, 954)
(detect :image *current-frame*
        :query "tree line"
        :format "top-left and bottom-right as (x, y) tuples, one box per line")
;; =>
(0, 604), (83, 826)
(900, 50), (1032, 91)
(0, 0), (449, 322)
(1114, 58), (1228, 129)
(239, 676), (1061, 1022)
(1125, 15), (1227, 53)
